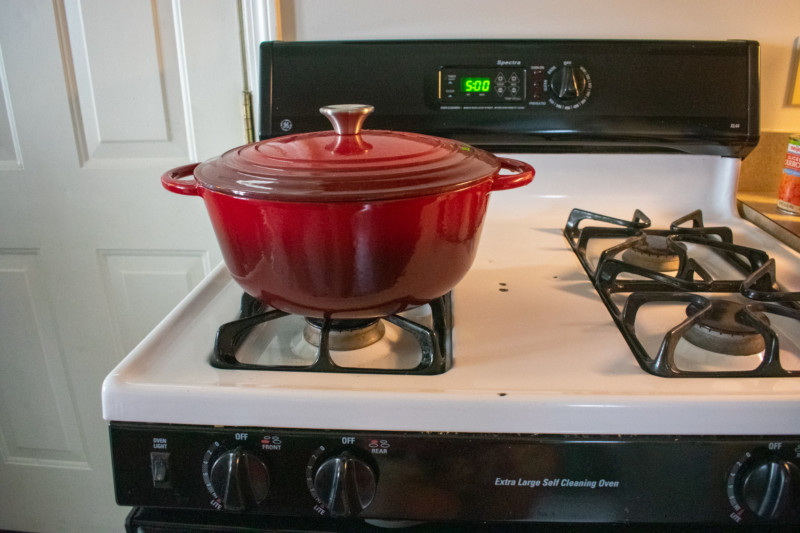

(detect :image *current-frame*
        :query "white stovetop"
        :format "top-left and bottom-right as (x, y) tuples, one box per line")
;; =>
(102, 154), (800, 435)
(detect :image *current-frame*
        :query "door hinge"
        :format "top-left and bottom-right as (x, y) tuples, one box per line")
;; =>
(243, 90), (255, 143)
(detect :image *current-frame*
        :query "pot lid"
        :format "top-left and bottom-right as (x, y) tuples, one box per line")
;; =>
(193, 104), (501, 201)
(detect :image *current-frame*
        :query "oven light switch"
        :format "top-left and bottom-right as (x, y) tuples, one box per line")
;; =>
(150, 451), (171, 488)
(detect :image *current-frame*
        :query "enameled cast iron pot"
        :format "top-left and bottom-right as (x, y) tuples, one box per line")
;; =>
(161, 105), (534, 319)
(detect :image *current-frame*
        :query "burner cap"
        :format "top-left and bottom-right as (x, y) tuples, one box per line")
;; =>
(622, 234), (680, 272)
(683, 299), (767, 356)
(303, 318), (386, 351)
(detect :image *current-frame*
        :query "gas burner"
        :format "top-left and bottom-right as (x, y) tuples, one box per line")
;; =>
(683, 299), (767, 356)
(565, 208), (800, 378)
(613, 262), (800, 377)
(622, 234), (680, 272)
(621, 290), (800, 377)
(564, 208), (737, 280)
(211, 293), (452, 375)
(303, 318), (385, 351)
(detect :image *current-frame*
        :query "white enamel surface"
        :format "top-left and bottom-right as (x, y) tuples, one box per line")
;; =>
(103, 154), (800, 435)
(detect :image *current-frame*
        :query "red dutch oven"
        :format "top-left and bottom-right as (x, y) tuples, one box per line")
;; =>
(161, 105), (534, 319)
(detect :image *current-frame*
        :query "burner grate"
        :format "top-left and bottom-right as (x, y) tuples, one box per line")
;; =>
(211, 293), (452, 375)
(564, 208), (740, 279)
(564, 208), (800, 377)
(620, 283), (800, 378)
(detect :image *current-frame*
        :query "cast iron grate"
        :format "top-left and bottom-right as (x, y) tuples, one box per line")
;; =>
(564, 208), (800, 378)
(211, 292), (452, 375)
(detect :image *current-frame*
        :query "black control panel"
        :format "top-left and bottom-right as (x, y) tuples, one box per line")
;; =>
(110, 423), (800, 526)
(259, 39), (759, 156)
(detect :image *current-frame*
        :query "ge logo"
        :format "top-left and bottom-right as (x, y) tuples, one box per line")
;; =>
(279, 119), (293, 132)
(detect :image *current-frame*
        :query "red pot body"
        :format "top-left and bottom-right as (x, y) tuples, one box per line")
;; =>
(161, 106), (533, 318)
(200, 183), (492, 318)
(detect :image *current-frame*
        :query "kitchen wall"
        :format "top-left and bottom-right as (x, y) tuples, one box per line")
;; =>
(279, 0), (800, 191)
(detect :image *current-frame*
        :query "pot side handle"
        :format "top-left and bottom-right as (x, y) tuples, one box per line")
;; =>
(491, 157), (535, 191)
(161, 163), (201, 196)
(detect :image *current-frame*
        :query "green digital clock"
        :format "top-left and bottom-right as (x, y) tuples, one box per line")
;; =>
(461, 77), (491, 93)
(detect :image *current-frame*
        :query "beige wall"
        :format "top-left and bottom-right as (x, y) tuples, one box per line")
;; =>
(280, 0), (800, 133)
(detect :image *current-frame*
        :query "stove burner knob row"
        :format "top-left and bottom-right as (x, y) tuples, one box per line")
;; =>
(209, 448), (270, 511)
(311, 451), (378, 518)
(729, 451), (800, 522)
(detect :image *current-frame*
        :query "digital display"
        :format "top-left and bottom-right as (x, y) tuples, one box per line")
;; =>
(461, 77), (491, 93)
(441, 67), (525, 103)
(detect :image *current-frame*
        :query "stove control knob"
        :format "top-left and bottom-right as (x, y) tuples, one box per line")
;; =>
(210, 449), (270, 511)
(738, 458), (800, 520)
(549, 64), (589, 104)
(313, 451), (377, 517)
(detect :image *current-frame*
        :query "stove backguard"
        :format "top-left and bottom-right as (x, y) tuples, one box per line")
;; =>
(259, 39), (759, 156)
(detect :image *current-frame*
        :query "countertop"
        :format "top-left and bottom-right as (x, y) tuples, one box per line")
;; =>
(736, 131), (800, 253)
(737, 192), (800, 253)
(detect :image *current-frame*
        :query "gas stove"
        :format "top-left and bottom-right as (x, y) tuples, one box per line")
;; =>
(103, 40), (800, 530)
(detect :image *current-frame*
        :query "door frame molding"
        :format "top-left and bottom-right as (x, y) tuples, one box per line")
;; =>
(240, 0), (280, 138)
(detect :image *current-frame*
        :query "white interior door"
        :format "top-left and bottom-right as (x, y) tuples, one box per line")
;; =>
(0, 1), (248, 530)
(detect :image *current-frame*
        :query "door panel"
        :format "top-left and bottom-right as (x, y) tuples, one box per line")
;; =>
(0, 249), (86, 466)
(61, 0), (195, 164)
(99, 249), (210, 354)
(0, 1), (244, 530)
(0, 48), (23, 170)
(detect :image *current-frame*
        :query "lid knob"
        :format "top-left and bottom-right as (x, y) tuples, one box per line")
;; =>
(320, 104), (374, 136)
